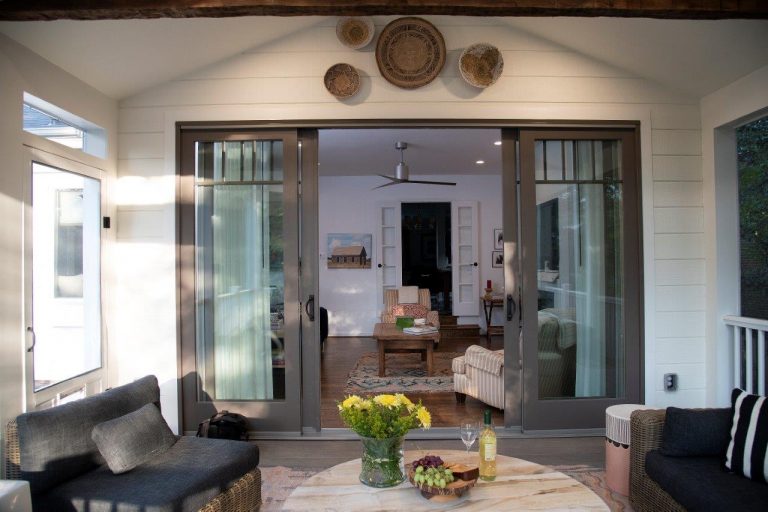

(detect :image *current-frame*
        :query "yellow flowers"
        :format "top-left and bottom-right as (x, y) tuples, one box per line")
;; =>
(338, 393), (431, 438)
(417, 406), (432, 429)
(373, 394), (398, 408)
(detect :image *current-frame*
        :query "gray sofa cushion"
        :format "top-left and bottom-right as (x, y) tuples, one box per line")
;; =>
(646, 450), (768, 511)
(92, 403), (177, 474)
(33, 436), (260, 512)
(16, 375), (160, 494)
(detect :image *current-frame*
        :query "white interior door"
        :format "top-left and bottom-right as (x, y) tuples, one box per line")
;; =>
(377, 202), (402, 313)
(451, 201), (479, 317)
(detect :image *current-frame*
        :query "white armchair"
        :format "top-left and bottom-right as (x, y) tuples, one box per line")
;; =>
(452, 345), (504, 410)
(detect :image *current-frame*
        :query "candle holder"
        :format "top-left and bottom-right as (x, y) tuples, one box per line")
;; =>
(483, 287), (493, 300)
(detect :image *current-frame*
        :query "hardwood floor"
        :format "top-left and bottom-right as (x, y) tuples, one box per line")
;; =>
(321, 334), (505, 428)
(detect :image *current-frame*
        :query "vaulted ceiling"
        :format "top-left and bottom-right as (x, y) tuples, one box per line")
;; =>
(1, 14), (766, 100)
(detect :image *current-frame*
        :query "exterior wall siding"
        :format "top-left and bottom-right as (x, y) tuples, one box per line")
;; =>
(115, 16), (706, 416)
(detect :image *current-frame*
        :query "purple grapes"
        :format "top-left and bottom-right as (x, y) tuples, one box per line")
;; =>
(412, 455), (444, 469)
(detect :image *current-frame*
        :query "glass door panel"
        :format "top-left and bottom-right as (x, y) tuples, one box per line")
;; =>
(180, 130), (300, 433)
(31, 163), (102, 392)
(519, 130), (641, 430)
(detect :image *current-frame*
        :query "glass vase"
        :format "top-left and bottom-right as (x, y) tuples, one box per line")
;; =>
(358, 435), (406, 488)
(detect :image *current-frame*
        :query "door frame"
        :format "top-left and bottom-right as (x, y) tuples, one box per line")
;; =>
(177, 128), (303, 434)
(517, 128), (644, 431)
(22, 148), (109, 411)
(175, 119), (643, 435)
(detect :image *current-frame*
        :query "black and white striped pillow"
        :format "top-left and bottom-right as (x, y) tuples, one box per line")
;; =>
(725, 388), (768, 483)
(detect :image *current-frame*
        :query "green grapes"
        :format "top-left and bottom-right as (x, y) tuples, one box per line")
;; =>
(412, 464), (455, 489)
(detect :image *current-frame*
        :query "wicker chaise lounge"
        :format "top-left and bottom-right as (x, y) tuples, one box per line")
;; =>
(4, 376), (261, 512)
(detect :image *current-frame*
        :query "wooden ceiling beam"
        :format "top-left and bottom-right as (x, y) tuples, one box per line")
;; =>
(0, 1), (767, 21)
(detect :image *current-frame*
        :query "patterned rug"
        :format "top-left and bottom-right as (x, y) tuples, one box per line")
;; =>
(259, 464), (633, 511)
(343, 351), (460, 395)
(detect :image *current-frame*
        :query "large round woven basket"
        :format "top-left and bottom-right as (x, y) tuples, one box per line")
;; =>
(376, 17), (446, 89)
(336, 17), (375, 49)
(459, 43), (504, 88)
(324, 63), (361, 98)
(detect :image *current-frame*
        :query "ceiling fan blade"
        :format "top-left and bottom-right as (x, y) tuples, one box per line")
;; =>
(372, 174), (404, 189)
(405, 179), (457, 186)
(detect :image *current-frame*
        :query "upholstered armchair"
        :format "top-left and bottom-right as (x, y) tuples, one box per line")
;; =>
(381, 287), (440, 328)
(452, 345), (504, 410)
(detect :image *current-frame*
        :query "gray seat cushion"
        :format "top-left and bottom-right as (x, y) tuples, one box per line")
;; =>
(17, 375), (160, 494)
(33, 436), (260, 512)
(646, 450), (768, 511)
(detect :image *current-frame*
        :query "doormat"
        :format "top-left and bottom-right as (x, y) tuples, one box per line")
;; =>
(343, 351), (459, 395)
(259, 464), (632, 511)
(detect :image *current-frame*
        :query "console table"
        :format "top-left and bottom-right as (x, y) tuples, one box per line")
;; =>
(481, 296), (504, 343)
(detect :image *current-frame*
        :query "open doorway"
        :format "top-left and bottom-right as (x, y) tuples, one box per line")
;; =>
(401, 202), (452, 314)
(317, 127), (505, 429)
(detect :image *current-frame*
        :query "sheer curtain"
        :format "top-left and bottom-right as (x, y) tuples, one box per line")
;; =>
(197, 141), (275, 400)
(574, 183), (606, 397)
(212, 184), (273, 400)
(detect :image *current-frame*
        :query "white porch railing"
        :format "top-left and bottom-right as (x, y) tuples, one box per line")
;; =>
(724, 315), (768, 395)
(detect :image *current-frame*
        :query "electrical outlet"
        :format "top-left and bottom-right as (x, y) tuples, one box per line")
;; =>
(664, 373), (678, 391)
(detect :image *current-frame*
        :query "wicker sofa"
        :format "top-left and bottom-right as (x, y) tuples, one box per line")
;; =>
(4, 376), (261, 512)
(630, 408), (768, 511)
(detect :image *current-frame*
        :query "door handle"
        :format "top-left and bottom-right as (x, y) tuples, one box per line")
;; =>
(506, 294), (517, 321)
(26, 326), (36, 353)
(305, 294), (315, 322)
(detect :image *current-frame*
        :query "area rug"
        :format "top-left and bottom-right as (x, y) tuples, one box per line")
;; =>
(259, 464), (633, 511)
(343, 351), (460, 395)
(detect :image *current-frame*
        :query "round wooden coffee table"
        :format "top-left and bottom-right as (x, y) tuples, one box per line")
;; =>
(283, 449), (609, 511)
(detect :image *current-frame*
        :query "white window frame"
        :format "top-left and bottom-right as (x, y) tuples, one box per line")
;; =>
(23, 148), (108, 411)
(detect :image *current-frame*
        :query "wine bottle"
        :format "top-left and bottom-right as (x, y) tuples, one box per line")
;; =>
(478, 409), (496, 481)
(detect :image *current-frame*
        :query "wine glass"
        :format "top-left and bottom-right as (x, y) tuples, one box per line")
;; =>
(459, 421), (479, 456)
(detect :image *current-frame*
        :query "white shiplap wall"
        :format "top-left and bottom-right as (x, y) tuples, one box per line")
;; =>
(115, 16), (707, 421)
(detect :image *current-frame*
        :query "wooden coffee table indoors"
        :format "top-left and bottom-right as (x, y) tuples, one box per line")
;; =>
(372, 323), (440, 377)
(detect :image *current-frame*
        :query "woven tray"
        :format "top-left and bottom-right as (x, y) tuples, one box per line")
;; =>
(459, 43), (504, 88)
(324, 63), (361, 98)
(336, 17), (375, 49)
(376, 17), (446, 89)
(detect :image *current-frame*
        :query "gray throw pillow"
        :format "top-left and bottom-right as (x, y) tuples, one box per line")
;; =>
(92, 403), (177, 474)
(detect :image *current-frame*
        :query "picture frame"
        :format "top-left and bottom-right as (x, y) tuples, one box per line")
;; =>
(326, 233), (373, 269)
(492, 250), (503, 268)
(494, 228), (503, 250)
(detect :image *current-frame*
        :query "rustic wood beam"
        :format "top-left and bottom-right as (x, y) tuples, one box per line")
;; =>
(0, 1), (767, 21)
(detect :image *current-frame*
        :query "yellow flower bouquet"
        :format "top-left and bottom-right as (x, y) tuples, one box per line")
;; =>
(338, 393), (431, 487)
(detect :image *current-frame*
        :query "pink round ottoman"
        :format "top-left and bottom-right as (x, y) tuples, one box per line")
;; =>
(605, 404), (653, 496)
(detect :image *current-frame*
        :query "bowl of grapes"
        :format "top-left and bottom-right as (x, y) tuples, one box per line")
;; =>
(406, 454), (479, 501)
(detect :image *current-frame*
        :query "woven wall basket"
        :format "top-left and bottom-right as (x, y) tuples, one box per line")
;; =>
(376, 17), (446, 89)
(459, 43), (504, 88)
(336, 17), (375, 50)
(324, 63), (361, 98)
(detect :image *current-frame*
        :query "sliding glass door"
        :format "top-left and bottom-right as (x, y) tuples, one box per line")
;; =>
(179, 129), (302, 433)
(517, 129), (642, 430)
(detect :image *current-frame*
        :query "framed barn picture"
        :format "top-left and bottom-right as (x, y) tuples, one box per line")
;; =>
(327, 233), (373, 269)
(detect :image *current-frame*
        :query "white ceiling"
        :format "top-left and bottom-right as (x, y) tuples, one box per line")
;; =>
(502, 18), (768, 97)
(318, 128), (502, 177)
(0, 16), (766, 100)
(0, 16), (322, 99)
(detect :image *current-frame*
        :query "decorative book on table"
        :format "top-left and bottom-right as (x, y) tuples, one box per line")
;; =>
(403, 326), (438, 335)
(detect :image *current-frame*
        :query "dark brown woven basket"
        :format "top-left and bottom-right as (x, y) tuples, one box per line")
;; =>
(323, 63), (361, 98)
(376, 17), (446, 89)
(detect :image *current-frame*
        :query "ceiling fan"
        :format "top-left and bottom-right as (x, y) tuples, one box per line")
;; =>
(373, 141), (457, 189)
